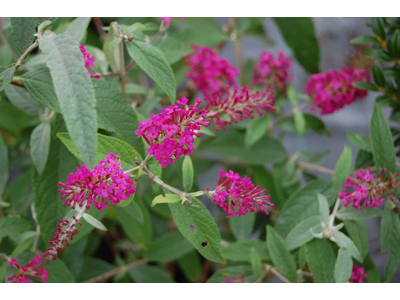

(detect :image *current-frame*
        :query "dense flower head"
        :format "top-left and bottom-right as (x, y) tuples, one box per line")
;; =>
(350, 264), (368, 283)
(206, 85), (275, 131)
(8, 254), (48, 283)
(209, 169), (274, 218)
(58, 152), (136, 210)
(160, 17), (184, 25)
(79, 45), (101, 79)
(223, 274), (247, 283)
(252, 50), (292, 92)
(305, 67), (370, 115)
(136, 97), (210, 168)
(185, 45), (239, 97)
(44, 217), (83, 263)
(339, 167), (399, 210)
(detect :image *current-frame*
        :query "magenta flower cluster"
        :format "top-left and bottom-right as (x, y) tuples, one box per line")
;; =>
(79, 45), (100, 79)
(58, 152), (136, 210)
(210, 169), (274, 218)
(206, 85), (276, 131)
(223, 274), (247, 283)
(252, 50), (292, 92)
(339, 168), (399, 210)
(160, 17), (184, 25)
(8, 254), (48, 283)
(44, 216), (82, 263)
(305, 67), (369, 115)
(185, 45), (239, 97)
(350, 264), (368, 283)
(136, 97), (210, 168)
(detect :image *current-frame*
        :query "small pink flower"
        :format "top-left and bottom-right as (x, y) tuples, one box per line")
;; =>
(349, 264), (368, 283)
(208, 169), (274, 218)
(79, 45), (101, 79)
(185, 45), (239, 97)
(160, 17), (184, 25)
(252, 50), (292, 92)
(8, 254), (48, 283)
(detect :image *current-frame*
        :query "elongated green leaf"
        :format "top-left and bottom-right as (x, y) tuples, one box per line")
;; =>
(64, 17), (91, 44)
(222, 240), (269, 262)
(244, 115), (269, 148)
(139, 231), (193, 263)
(352, 81), (379, 91)
(93, 79), (144, 158)
(153, 36), (192, 64)
(182, 156), (194, 192)
(30, 122), (51, 174)
(206, 265), (253, 283)
(129, 265), (175, 283)
(46, 259), (75, 283)
(250, 247), (263, 278)
(273, 17), (319, 73)
(177, 250), (202, 282)
(5, 84), (42, 115)
(344, 220), (368, 259)
(0, 135), (8, 197)
(381, 206), (400, 282)
(346, 131), (372, 152)
(127, 40), (176, 103)
(103, 22), (121, 73)
(317, 193), (330, 222)
(82, 213), (107, 231)
(118, 198), (144, 223)
(0, 217), (33, 239)
(336, 206), (383, 220)
(333, 145), (352, 193)
(0, 65), (17, 92)
(370, 103), (396, 173)
(294, 110), (306, 137)
(285, 216), (321, 250)
(332, 230), (363, 263)
(152, 194), (181, 207)
(334, 248), (353, 283)
(11, 234), (35, 257)
(169, 198), (225, 263)
(125, 83), (148, 95)
(40, 32), (97, 168)
(228, 213), (256, 241)
(266, 225), (297, 282)
(11, 17), (36, 55)
(305, 239), (335, 283)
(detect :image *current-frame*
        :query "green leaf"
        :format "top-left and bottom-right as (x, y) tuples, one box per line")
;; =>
(275, 179), (333, 237)
(334, 248), (352, 283)
(370, 103), (396, 173)
(352, 81), (379, 91)
(364, 49), (392, 62)
(372, 61), (386, 87)
(125, 83), (148, 95)
(30, 122), (51, 174)
(107, 38), (122, 50)
(64, 17), (91, 44)
(344, 220), (368, 259)
(0, 135), (9, 197)
(266, 225), (297, 282)
(285, 216), (321, 250)
(169, 198), (225, 263)
(222, 240), (269, 262)
(138, 231), (193, 263)
(117, 198), (144, 223)
(333, 145), (352, 193)
(126, 40), (176, 103)
(58, 132), (142, 169)
(10, 17), (36, 55)
(40, 32), (97, 168)
(5, 84), (42, 115)
(332, 230), (363, 263)
(82, 213), (107, 231)
(206, 265), (253, 283)
(115, 200), (152, 250)
(273, 17), (319, 74)
(372, 17), (386, 40)
(317, 193), (330, 223)
(20, 67), (61, 112)
(250, 247), (263, 278)
(228, 213), (256, 241)
(11, 234), (35, 257)
(177, 250), (202, 282)
(0, 217), (33, 239)
(350, 36), (380, 45)
(75, 257), (114, 282)
(0, 65), (17, 92)
(278, 113), (330, 136)
(46, 259), (75, 283)
(336, 206), (383, 220)
(182, 156), (194, 192)
(305, 239), (336, 283)
(203, 131), (287, 165)
(388, 30), (400, 58)
(151, 194), (181, 207)
(103, 22), (121, 74)
(129, 265), (175, 283)
(93, 79), (144, 158)
(153, 36), (192, 64)
(244, 115), (270, 148)
(294, 110), (306, 137)
(346, 131), (372, 152)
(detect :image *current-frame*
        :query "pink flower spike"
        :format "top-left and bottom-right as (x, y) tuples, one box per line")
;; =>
(7, 254), (48, 283)
(79, 44), (101, 79)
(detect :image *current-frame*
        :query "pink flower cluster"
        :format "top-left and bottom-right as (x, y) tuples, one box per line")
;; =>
(79, 45), (100, 79)
(160, 17), (184, 25)
(44, 216), (82, 263)
(350, 264), (368, 283)
(206, 85), (276, 131)
(209, 169), (274, 218)
(185, 45), (239, 97)
(252, 50), (292, 92)
(339, 168), (399, 210)
(58, 152), (136, 210)
(136, 97), (210, 168)
(223, 274), (247, 283)
(8, 254), (48, 283)
(306, 67), (370, 115)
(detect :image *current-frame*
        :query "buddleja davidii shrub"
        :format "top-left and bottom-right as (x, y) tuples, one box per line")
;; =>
(0, 17), (398, 283)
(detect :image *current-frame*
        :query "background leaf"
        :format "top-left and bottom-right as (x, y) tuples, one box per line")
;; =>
(5, 84), (42, 115)
(11, 17), (36, 55)
(182, 156), (194, 192)
(0, 135), (9, 196)
(228, 213), (256, 241)
(30, 122), (51, 174)
(334, 247), (352, 283)
(333, 145), (352, 193)
(64, 17), (91, 44)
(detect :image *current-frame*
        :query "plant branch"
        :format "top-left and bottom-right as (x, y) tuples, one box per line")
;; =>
(263, 264), (291, 283)
(233, 37), (245, 86)
(11, 79), (25, 88)
(142, 166), (184, 196)
(296, 161), (335, 176)
(83, 258), (149, 283)
(329, 197), (341, 228)
(16, 41), (38, 70)
(0, 253), (11, 262)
